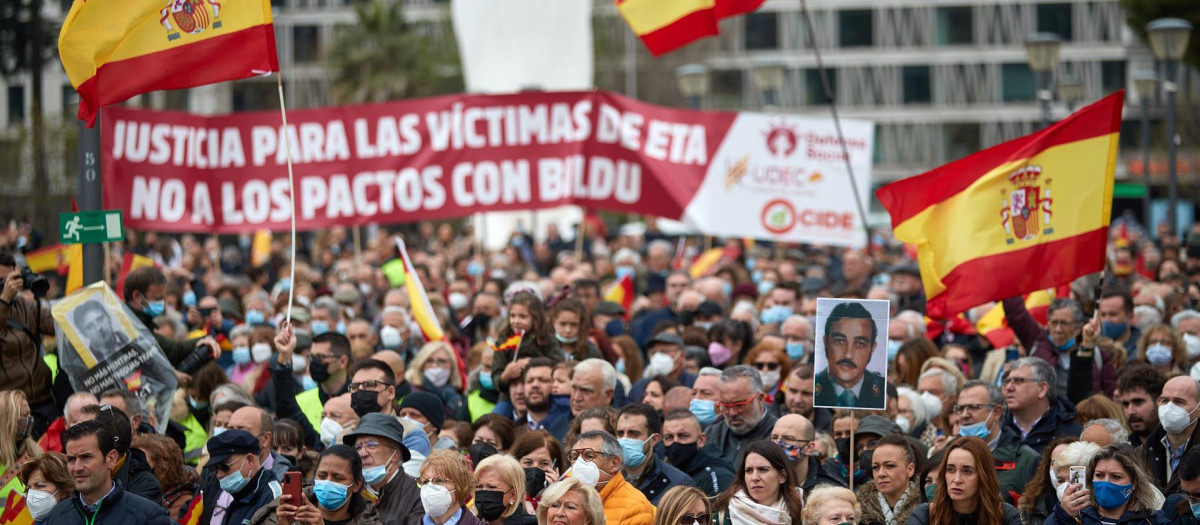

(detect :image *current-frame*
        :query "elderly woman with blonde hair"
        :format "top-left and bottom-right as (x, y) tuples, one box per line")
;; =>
(473, 454), (537, 525)
(405, 341), (466, 417)
(802, 485), (861, 525)
(535, 478), (605, 525)
(0, 390), (42, 499)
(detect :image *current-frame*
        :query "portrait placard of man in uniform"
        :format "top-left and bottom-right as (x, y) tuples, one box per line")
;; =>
(812, 298), (890, 410)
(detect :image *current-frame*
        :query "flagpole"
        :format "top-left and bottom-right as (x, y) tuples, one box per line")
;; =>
(276, 75), (297, 325)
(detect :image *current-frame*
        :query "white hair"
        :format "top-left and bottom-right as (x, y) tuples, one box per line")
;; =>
(697, 367), (723, 378)
(647, 240), (674, 258)
(919, 367), (960, 396)
(1052, 441), (1101, 472)
(890, 316), (917, 339)
(731, 301), (760, 329)
(381, 306), (412, 323)
(613, 247), (641, 266)
(1083, 418), (1129, 445)
(896, 386), (927, 426)
(896, 310), (925, 338)
(1133, 305), (1163, 332)
(1172, 310), (1200, 330)
(574, 358), (617, 390)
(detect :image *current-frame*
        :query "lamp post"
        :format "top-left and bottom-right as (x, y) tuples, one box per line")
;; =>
(751, 62), (786, 110)
(675, 64), (711, 110)
(1057, 74), (1083, 113)
(1146, 17), (1193, 237)
(1133, 70), (1158, 232)
(1025, 33), (1063, 128)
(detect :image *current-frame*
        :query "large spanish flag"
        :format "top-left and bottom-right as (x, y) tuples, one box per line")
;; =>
(59, 0), (279, 125)
(617, 0), (765, 56)
(877, 91), (1123, 319)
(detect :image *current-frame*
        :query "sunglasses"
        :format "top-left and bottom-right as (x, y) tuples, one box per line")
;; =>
(214, 456), (246, 474)
(678, 514), (712, 525)
(754, 362), (780, 371)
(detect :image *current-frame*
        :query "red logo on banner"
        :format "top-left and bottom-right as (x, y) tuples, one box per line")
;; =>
(761, 199), (796, 234)
(764, 123), (798, 157)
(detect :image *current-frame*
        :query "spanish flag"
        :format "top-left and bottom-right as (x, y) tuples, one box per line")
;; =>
(974, 288), (1062, 348)
(24, 244), (71, 273)
(395, 238), (468, 388)
(617, 0), (765, 56)
(876, 91), (1122, 319)
(604, 274), (634, 320)
(491, 333), (523, 353)
(58, 0), (279, 125)
(688, 248), (724, 279)
(116, 252), (158, 300)
(0, 491), (33, 525)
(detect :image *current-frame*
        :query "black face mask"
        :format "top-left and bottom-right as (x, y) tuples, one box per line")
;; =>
(351, 389), (383, 417)
(310, 357), (333, 384)
(523, 467), (546, 496)
(474, 489), (508, 521)
(855, 449), (874, 485)
(835, 437), (850, 465)
(664, 441), (697, 468)
(282, 454), (299, 467)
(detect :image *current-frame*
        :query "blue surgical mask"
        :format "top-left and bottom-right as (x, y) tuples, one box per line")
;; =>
(183, 290), (197, 308)
(690, 398), (717, 426)
(468, 261), (484, 277)
(363, 451), (397, 485)
(232, 346), (252, 365)
(555, 333), (579, 344)
(761, 305), (791, 325)
(336, 321), (346, 334)
(1147, 343), (1173, 366)
(619, 436), (652, 468)
(615, 265), (636, 280)
(245, 309), (265, 325)
(751, 270), (764, 284)
(218, 459), (250, 493)
(745, 257), (757, 271)
(1092, 480), (1133, 509)
(1191, 499), (1200, 520)
(1101, 320), (1128, 340)
(1055, 338), (1076, 351)
(301, 375), (318, 391)
(311, 321), (330, 335)
(144, 300), (166, 317)
(480, 370), (495, 391)
(616, 358), (626, 374)
(887, 339), (903, 361)
(957, 412), (993, 439)
(313, 479), (350, 510)
(757, 281), (775, 295)
(786, 342), (806, 361)
(720, 282), (733, 299)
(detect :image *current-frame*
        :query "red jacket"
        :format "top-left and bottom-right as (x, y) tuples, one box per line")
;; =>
(1003, 297), (1116, 399)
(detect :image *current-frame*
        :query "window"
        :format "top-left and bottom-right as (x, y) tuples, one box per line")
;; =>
(232, 82), (281, 112)
(903, 66), (932, 104)
(61, 85), (77, 118)
(935, 7), (973, 45)
(164, 89), (190, 111)
(1001, 63), (1035, 102)
(1101, 61), (1126, 94)
(744, 12), (778, 50)
(805, 69), (836, 106)
(293, 26), (320, 64)
(1036, 4), (1072, 41)
(838, 10), (873, 48)
(711, 70), (743, 111)
(8, 86), (25, 124)
(944, 123), (981, 162)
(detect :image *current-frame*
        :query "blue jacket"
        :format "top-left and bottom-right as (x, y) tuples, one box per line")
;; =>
(197, 466), (282, 525)
(43, 481), (174, 525)
(1043, 501), (1156, 525)
(630, 455), (696, 505)
(1001, 396), (1083, 455)
(1159, 494), (1199, 525)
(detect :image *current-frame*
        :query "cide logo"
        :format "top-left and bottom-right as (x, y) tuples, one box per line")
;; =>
(761, 199), (796, 234)
(761, 199), (855, 235)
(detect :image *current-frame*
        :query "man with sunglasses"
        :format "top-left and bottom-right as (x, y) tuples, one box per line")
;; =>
(704, 365), (777, 466)
(196, 429), (281, 525)
(342, 412), (423, 525)
(626, 333), (697, 406)
(813, 301), (886, 409)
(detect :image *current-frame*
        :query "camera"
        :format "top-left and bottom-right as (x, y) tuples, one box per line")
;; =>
(1, 268), (49, 298)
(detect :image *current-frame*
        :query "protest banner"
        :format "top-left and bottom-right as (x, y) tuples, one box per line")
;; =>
(812, 298), (890, 411)
(102, 90), (873, 247)
(51, 281), (178, 433)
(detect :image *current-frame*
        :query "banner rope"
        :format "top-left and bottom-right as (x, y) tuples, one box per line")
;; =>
(277, 74), (297, 325)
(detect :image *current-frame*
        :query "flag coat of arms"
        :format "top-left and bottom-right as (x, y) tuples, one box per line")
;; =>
(59, 0), (279, 124)
(876, 91), (1123, 319)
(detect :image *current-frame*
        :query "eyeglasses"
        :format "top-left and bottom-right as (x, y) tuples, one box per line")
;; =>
(1003, 376), (1041, 387)
(678, 514), (712, 525)
(417, 477), (452, 487)
(567, 448), (612, 463)
(348, 380), (388, 393)
(1184, 492), (1200, 505)
(214, 456), (245, 474)
(771, 436), (811, 448)
(951, 403), (994, 414)
(716, 394), (760, 413)
(473, 437), (499, 448)
(353, 440), (394, 453)
(753, 362), (781, 371)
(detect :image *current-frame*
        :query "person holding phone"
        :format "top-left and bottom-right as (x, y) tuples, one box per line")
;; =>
(1045, 445), (1161, 525)
(252, 445), (378, 525)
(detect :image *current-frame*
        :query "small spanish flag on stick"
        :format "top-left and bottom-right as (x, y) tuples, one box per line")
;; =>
(491, 332), (524, 353)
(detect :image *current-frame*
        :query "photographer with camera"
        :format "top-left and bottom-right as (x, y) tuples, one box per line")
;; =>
(0, 249), (56, 435)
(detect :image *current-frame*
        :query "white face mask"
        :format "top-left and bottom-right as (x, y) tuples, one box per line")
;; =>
(896, 415), (911, 434)
(919, 391), (943, 418)
(645, 352), (675, 378)
(759, 369), (781, 389)
(380, 325), (404, 349)
(1185, 333), (1200, 360)
(251, 343), (273, 363)
(26, 489), (58, 519)
(292, 354), (309, 374)
(425, 367), (452, 388)
(568, 457), (601, 487)
(320, 417), (344, 447)
(420, 483), (454, 516)
(1159, 401), (1200, 435)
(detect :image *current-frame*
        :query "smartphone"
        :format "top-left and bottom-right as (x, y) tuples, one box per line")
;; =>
(1069, 466), (1086, 487)
(283, 471), (303, 505)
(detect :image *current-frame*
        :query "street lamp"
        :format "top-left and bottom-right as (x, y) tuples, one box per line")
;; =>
(675, 64), (710, 110)
(1146, 17), (1193, 237)
(751, 62), (786, 110)
(1024, 33), (1063, 128)
(1057, 74), (1082, 113)
(1133, 70), (1158, 232)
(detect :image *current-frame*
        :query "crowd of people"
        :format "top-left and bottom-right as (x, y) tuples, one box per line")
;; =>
(3, 219), (1200, 525)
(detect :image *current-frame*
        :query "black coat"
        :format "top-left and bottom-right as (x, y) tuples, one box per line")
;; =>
(198, 466), (282, 525)
(1137, 417), (1200, 496)
(631, 456), (697, 505)
(115, 448), (163, 504)
(674, 443), (735, 497)
(1000, 396), (1083, 455)
(799, 454), (847, 491)
(43, 481), (174, 525)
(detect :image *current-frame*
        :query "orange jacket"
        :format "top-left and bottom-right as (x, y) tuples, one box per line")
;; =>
(600, 471), (655, 525)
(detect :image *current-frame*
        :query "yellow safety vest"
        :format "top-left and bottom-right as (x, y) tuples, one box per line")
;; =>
(297, 388), (323, 429)
(467, 390), (496, 423)
(43, 353), (58, 384)
(182, 413), (208, 465)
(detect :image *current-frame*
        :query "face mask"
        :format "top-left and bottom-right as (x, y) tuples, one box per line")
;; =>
(189, 396), (209, 410)
(1092, 480), (1133, 509)
(775, 440), (804, 462)
(15, 416), (33, 441)
(1159, 401), (1200, 434)
(474, 489), (509, 521)
(615, 266), (636, 280)
(1055, 478), (1069, 500)
(759, 369), (781, 388)
(646, 352), (675, 377)
(351, 389), (384, 417)
(616, 358), (626, 374)
(554, 333), (579, 344)
(920, 391), (943, 418)
(957, 412), (993, 439)
(708, 342), (732, 366)
(144, 300), (166, 317)
(720, 282), (733, 299)
(1101, 320), (1128, 339)
(479, 370), (495, 391)
(1186, 334), (1200, 360)
(420, 483), (454, 516)
(363, 451), (397, 485)
(887, 339), (903, 361)
(26, 489), (58, 519)
(336, 321), (347, 334)
(1147, 343), (1173, 366)
(468, 261), (484, 277)
(448, 292), (469, 311)
(524, 467), (547, 495)
(694, 321), (713, 331)
(690, 398), (717, 426)
(924, 483), (936, 501)
(665, 441), (698, 467)
(605, 319), (624, 337)
(761, 305), (791, 325)
(380, 325), (403, 349)
(758, 281), (775, 295)
(1191, 500), (1200, 520)
(619, 436), (652, 467)
(434, 436), (458, 450)
(1055, 338), (1076, 352)
(301, 375), (318, 391)
(314, 479), (350, 510)
(182, 290), (197, 308)
(786, 342), (805, 361)
(245, 309), (266, 325)
(835, 438), (850, 465)
(896, 415), (911, 434)
(311, 321), (330, 335)
(310, 356), (333, 384)
(568, 457), (601, 487)
(219, 459), (250, 493)
(320, 417), (344, 446)
(425, 367), (452, 388)
(232, 346), (252, 365)
(251, 343), (273, 363)
(213, 426), (228, 436)
(292, 354), (309, 374)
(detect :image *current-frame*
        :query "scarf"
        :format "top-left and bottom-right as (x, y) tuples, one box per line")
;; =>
(878, 482), (913, 525)
(728, 489), (790, 525)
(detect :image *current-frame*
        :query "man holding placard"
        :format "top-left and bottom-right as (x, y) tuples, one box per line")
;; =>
(813, 299), (889, 410)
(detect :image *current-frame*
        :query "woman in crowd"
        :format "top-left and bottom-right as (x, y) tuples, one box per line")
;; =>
(17, 452), (71, 524)
(473, 414), (518, 452)
(1018, 437), (1079, 525)
(640, 376), (680, 414)
(511, 430), (566, 505)
(920, 450), (944, 503)
(550, 298), (601, 362)
(609, 335), (643, 389)
(1051, 441), (1102, 498)
(906, 437), (1021, 525)
(1047, 445), (1160, 525)
(226, 325), (274, 395)
(535, 478), (605, 525)
(940, 344), (974, 379)
(405, 341), (466, 420)
(417, 449), (482, 525)
(1136, 325), (1187, 375)
(708, 320), (753, 367)
(273, 418), (317, 481)
(1074, 396), (1125, 427)
(0, 390), (41, 499)
(564, 407), (617, 449)
(654, 486), (711, 525)
(259, 444), (378, 525)
(745, 342), (789, 397)
(715, 440), (803, 525)
(858, 434), (924, 525)
(801, 486), (860, 525)
(896, 387), (937, 449)
(132, 433), (200, 520)
(474, 454), (537, 525)
(893, 339), (939, 389)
